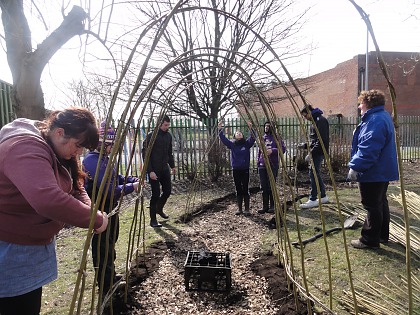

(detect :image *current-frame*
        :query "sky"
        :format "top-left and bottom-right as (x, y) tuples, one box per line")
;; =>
(293, 0), (420, 77)
(0, 0), (419, 106)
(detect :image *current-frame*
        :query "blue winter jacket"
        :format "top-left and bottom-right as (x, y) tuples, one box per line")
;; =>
(219, 130), (256, 170)
(348, 105), (399, 182)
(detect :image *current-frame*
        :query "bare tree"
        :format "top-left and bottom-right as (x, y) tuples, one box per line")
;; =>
(132, 0), (308, 179)
(0, 1), (91, 119)
(136, 0), (307, 123)
(65, 77), (112, 121)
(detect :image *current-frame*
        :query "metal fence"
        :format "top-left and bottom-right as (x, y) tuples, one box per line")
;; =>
(118, 116), (420, 179)
(0, 79), (14, 129)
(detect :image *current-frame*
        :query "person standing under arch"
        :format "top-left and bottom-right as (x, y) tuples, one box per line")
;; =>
(142, 115), (176, 228)
(218, 120), (255, 215)
(257, 121), (286, 214)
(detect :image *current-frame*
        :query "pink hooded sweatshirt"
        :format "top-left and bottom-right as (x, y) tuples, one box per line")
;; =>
(0, 118), (103, 245)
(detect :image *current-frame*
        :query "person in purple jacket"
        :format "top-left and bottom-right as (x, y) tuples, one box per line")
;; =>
(218, 121), (255, 215)
(83, 121), (139, 296)
(257, 121), (286, 214)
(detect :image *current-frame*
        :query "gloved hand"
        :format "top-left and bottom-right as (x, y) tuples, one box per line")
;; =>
(297, 143), (307, 150)
(347, 168), (359, 181)
(94, 212), (109, 234)
(305, 154), (311, 163)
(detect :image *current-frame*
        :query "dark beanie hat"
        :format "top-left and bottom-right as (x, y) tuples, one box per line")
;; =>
(300, 105), (314, 114)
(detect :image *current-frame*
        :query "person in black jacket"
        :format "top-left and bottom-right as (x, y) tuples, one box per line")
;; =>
(142, 115), (176, 227)
(299, 105), (330, 209)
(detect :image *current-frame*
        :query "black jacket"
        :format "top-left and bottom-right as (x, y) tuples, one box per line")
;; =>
(309, 110), (329, 156)
(142, 128), (175, 173)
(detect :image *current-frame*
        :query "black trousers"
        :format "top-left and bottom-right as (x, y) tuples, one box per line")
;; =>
(149, 168), (172, 213)
(258, 167), (278, 193)
(359, 181), (390, 246)
(0, 287), (42, 315)
(92, 213), (119, 294)
(233, 169), (250, 196)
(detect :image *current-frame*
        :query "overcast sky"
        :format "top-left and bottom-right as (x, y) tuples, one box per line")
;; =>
(0, 0), (419, 107)
(296, 0), (420, 77)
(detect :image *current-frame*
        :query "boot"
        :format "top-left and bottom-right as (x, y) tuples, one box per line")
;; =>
(243, 195), (251, 216)
(156, 199), (169, 219)
(149, 205), (162, 228)
(257, 192), (269, 214)
(268, 216), (277, 229)
(235, 195), (243, 215)
(267, 192), (275, 213)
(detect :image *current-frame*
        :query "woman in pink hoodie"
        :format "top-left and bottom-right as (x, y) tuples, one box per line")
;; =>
(0, 108), (108, 315)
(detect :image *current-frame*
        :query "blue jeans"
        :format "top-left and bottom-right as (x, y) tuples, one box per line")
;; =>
(309, 154), (326, 201)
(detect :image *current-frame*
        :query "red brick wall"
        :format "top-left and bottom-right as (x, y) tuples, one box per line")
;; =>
(252, 51), (420, 118)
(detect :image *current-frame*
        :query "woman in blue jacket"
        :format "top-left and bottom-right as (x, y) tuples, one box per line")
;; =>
(348, 90), (399, 249)
(219, 121), (255, 215)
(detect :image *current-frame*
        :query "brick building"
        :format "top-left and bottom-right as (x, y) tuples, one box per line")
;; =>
(252, 51), (420, 118)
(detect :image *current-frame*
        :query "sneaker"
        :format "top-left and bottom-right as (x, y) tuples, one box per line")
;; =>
(243, 210), (251, 216)
(350, 239), (379, 249)
(235, 210), (243, 215)
(318, 196), (329, 204)
(299, 199), (319, 209)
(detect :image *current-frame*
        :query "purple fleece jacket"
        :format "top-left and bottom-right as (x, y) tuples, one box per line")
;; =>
(0, 118), (104, 245)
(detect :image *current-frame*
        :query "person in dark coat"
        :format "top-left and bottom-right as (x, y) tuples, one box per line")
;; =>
(218, 121), (255, 215)
(299, 105), (330, 209)
(142, 115), (176, 228)
(257, 121), (286, 214)
(348, 90), (399, 249)
(83, 121), (139, 296)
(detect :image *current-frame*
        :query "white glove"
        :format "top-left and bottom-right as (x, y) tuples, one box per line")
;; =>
(347, 169), (359, 181)
(133, 181), (140, 193)
(305, 154), (311, 163)
(297, 143), (307, 150)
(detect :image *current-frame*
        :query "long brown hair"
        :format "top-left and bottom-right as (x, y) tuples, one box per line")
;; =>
(38, 107), (99, 191)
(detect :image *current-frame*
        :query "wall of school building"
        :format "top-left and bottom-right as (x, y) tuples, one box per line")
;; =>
(254, 51), (420, 118)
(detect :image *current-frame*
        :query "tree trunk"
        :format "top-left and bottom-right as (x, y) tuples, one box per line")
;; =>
(0, 1), (87, 119)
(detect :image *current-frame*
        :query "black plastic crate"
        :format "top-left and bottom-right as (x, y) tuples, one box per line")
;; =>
(184, 251), (232, 291)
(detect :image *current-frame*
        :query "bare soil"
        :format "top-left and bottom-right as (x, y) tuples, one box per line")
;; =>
(102, 168), (340, 315)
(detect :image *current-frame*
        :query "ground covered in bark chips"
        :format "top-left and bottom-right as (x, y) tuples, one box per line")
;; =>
(106, 185), (310, 315)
